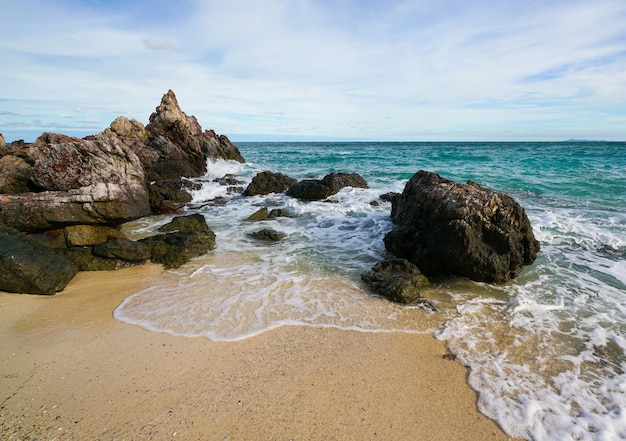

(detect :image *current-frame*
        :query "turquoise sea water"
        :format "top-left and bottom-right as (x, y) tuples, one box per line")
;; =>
(115, 142), (626, 440)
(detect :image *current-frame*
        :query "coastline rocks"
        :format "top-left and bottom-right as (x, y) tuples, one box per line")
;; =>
(286, 172), (368, 201)
(361, 257), (433, 308)
(0, 135), (150, 232)
(384, 170), (540, 283)
(64, 225), (126, 247)
(143, 90), (244, 180)
(92, 238), (151, 262)
(0, 225), (78, 295)
(244, 171), (297, 196)
(248, 228), (286, 242)
(0, 155), (33, 194)
(140, 230), (216, 269)
(158, 213), (210, 233)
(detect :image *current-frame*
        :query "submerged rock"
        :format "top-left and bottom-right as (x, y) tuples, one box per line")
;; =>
(384, 170), (540, 283)
(247, 228), (286, 242)
(361, 257), (433, 308)
(246, 207), (269, 222)
(286, 172), (368, 201)
(0, 225), (77, 294)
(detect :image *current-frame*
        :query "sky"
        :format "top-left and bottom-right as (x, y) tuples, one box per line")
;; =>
(2, 0), (626, 142)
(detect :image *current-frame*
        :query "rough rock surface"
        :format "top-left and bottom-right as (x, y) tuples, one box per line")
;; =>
(286, 173), (368, 201)
(64, 225), (126, 247)
(140, 230), (216, 269)
(244, 171), (297, 196)
(384, 170), (540, 283)
(0, 225), (77, 294)
(157, 213), (210, 233)
(0, 155), (33, 194)
(361, 257), (432, 307)
(92, 238), (151, 261)
(144, 90), (244, 180)
(61, 246), (137, 271)
(0, 136), (150, 232)
(248, 228), (286, 242)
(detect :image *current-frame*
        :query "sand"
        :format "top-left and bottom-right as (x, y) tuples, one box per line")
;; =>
(0, 265), (518, 441)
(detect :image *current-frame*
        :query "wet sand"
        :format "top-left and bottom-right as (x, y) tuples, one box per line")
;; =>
(0, 265), (517, 440)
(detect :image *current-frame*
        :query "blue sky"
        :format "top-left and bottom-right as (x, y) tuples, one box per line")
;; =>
(2, 0), (626, 142)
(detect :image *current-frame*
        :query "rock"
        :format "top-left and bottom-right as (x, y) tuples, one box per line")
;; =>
(214, 175), (246, 186)
(380, 192), (399, 203)
(0, 225), (77, 294)
(248, 228), (286, 242)
(286, 172), (368, 201)
(92, 238), (151, 261)
(102, 116), (148, 140)
(148, 179), (196, 213)
(246, 207), (269, 221)
(139, 230), (216, 269)
(268, 208), (294, 218)
(144, 90), (245, 180)
(0, 133), (6, 156)
(0, 136), (150, 232)
(64, 225), (126, 247)
(243, 171), (297, 196)
(0, 155), (33, 194)
(61, 246), (135, 271)
(30, 228), (67, 249)
(361, 257), (433, 308)
(158, 213), (210, 232)
(384, 170), (540, 283)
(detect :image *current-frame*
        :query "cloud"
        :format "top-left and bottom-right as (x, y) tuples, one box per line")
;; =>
(2, 0), (626, 141)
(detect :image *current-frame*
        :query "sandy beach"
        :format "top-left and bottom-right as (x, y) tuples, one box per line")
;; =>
(0, 264), (517, 441)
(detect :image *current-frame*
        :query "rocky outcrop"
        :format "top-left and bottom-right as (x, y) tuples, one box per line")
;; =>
(0, 133), (6, 155)
(0, 225), (77, 295)
(0, 136), (150, 232)
(286, 173), (368, 201)
(384, 170), (540, 283)
(157, 213), (210, 233)
(102, 116), (148, 140)
(143, 90), (244, 181)
(244, 171), (297, 196)
(361, 257), (433, 308)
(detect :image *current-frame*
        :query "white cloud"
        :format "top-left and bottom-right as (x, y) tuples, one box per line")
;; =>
(1, 0), (626, 141)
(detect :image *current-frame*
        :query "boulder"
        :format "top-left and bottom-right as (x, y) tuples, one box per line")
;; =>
(92, 238), (151, 261)
(384, 170), (540, 283)
(0, 155), (33, 194)
(361, 257), (433, 308)
(139, 229), (216, 269)
(0, 136), (150, 232)
(158, 213), (210, 232)
(148, 179), (197, 213)
(0, 225), (77, 294)
(0, 133), (6, 156)
(286, 172), (368, 201)
(244, 171), (297, 196)
(268, 208), (294, 218)
(248, 228), (286, 242)
(64, 225), (126, 247)
(102, 116), (148, 140)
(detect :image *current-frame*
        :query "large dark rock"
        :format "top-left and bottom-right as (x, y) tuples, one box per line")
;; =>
(0, 225), (77, 294)
(139, 230), (216, 269)
(92, 238), (151, 262)
(384, 170), (540, 283)
(286, 172), (368, 201)
(244, 171), (297, 196)
(0, 136), (150, 232)
(361, 257), (432, 307)
(61, 246), (136, 271)
(64, 225), (126, 247)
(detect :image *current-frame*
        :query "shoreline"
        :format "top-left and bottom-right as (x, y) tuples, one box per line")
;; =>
(1, 265), (518, 440)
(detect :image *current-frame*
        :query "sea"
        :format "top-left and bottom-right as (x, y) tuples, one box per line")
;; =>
(113, 141), (626, 441)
